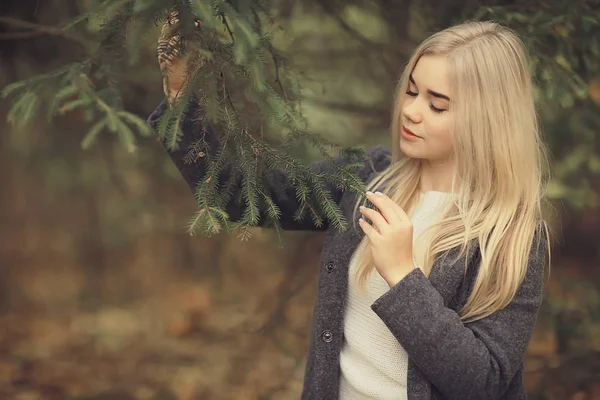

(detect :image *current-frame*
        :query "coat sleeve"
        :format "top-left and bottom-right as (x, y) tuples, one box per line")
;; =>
(370, 225), (549, 400)
(148, 98), (391, 231)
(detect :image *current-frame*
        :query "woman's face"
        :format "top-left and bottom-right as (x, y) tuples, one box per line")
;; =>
(400, 54), (455, 163)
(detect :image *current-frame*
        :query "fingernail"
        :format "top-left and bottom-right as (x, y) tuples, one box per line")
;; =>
(375, 191), (383, 196)
(359, 218), (364, 223)
(366, 191), (374, 196)
(359, 206), (365, 210)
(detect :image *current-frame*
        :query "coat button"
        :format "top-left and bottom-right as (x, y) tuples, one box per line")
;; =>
(321, 330), (333, 343)
(325, 262), (335, 273)
(413, 379), (427, 393)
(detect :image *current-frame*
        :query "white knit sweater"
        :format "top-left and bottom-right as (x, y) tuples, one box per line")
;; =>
(338, 190), (454, 399)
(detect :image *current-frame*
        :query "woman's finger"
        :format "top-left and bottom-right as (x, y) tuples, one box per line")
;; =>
(359, 207), (387, 234)
(368, 191), (410, 225)
(365, 192), (398, 225)
(359, 218), (380, 241)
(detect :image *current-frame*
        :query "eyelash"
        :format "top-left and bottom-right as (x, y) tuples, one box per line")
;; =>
(406, 90), (445, 114)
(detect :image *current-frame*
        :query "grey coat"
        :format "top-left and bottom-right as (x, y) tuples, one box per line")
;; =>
(148, 100), (548, 400)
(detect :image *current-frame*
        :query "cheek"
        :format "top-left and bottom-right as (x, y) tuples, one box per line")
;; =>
(427, 118), (453, 146)
(421, 118), (454, 161)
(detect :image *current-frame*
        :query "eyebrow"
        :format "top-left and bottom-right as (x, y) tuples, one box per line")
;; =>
(409, 74), (451, 101)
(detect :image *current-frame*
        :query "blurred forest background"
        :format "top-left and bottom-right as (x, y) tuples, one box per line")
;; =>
(1, 0), (600, 399)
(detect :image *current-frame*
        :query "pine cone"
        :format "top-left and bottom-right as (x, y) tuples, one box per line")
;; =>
(157, 12), (201, 102)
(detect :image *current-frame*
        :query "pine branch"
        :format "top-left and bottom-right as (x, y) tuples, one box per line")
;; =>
(295, 199), (324, 229)
(2, 0), (372, 242)
(0, 30), (45, 40)
(0, 16), (93, 47)
(220, 12), (235, 41)
(259, 188), (284, 248)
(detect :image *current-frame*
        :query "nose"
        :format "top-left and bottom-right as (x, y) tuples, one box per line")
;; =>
(401, 98), (423, 125)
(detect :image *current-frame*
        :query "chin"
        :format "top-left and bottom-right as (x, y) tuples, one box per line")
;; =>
(399, 139), (424, 159)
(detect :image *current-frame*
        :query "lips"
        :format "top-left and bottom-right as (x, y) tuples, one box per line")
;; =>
(402, 126), (420, 137)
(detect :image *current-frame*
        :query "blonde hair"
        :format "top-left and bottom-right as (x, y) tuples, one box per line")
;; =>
(351, 21), (551, 322)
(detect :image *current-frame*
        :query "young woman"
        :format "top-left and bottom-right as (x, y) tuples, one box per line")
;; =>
(149, 19), (551, 400)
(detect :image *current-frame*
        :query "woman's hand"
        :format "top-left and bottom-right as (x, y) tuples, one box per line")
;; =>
(359, 191), (416, 287)
(157, 13), (198, 103)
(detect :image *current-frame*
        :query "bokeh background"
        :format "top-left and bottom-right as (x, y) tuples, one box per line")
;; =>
(1, 0), (600, 399)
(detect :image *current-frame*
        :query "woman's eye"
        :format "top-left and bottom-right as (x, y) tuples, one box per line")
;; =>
(430, 104), (445, 114)
(405, 90), (446, 113)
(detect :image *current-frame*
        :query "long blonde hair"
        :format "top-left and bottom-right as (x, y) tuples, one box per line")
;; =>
(351, 21), (551, 323)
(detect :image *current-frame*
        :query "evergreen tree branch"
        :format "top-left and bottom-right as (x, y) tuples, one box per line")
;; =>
(3, 0), (372, 239)
(219, 12), (235, 41)
(0, 16), (93, 47)
(0, 31), (45, 40)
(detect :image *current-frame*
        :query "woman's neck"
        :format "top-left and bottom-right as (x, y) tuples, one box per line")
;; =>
(419, 158), (455, 193)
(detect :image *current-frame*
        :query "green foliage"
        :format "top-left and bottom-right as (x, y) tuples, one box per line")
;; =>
(2, 0), (371, 240)
(3, 63), (153, 151)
